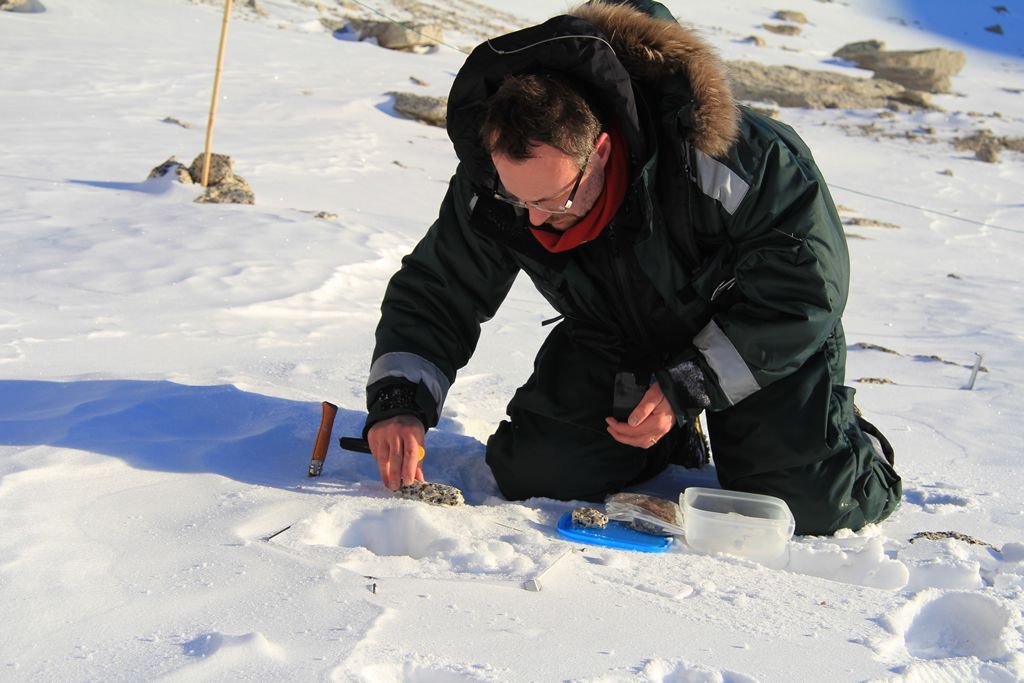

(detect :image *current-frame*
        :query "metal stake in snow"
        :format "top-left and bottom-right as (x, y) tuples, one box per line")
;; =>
(201, 0), (234, 187)
(964, 352), (983, 391)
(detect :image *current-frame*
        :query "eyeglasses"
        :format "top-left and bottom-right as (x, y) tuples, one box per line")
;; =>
(492, 153), (591, 215)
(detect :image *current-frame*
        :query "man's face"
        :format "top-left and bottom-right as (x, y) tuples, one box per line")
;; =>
(491, 133), (610, 231)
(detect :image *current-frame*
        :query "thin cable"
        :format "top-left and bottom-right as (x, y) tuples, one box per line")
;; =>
(340, 0), (471, 55)
(830, 183), (1023, 235)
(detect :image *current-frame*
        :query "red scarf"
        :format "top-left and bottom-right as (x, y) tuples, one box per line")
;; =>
(530, 128), (629, 253)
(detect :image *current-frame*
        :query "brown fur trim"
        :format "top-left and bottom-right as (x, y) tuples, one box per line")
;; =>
(570, 2), (739, 157)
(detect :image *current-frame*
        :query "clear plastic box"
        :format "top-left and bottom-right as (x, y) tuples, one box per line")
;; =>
(681, 487), (795, 565)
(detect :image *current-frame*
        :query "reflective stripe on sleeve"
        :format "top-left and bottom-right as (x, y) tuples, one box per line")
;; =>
(694, 320), (761, 406)
(694, 149), (750, 215)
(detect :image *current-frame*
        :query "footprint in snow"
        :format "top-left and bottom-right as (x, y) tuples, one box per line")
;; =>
(902, 482), (978, 513)
(875, 589), (1022, 664)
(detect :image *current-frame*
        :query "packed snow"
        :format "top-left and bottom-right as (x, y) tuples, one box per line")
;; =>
(1, 0), (1022, 680)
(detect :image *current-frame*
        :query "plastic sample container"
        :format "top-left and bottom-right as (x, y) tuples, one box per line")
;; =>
(681, 487), (795, 564)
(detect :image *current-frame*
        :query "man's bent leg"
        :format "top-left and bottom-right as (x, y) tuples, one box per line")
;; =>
(485, 325), (668, 502)
(706, 350), (902, 536)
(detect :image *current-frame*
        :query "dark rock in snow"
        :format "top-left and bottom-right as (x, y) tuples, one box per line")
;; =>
(389, 92), (447, 127)
(148, 157), (194, 184)
(189, 153), (234, 187)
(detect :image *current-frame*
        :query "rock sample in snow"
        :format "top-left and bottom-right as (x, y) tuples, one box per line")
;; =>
(350, 19), (443, 51)
(398, 481), (464, 507)
(834, 40), (966, 93)
(389, 92), (447, 127)
(1, 0), (46, 12)
(190, 153), (255, 205)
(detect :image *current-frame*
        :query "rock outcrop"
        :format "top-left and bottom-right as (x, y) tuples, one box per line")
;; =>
(834, 41), (966, 93)
(727, 61), (931, 110)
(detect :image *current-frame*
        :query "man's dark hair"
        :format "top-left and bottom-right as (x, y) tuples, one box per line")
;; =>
(480, 74), (603, 168)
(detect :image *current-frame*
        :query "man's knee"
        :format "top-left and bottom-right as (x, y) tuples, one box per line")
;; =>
(485, 413), (663, 503)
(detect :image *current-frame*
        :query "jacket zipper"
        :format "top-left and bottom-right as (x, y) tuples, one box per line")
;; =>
(606, 224), (657, 359)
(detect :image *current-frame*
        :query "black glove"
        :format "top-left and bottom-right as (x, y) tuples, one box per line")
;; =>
(362, 378), (437, 438)
(655, 357), (711, 426)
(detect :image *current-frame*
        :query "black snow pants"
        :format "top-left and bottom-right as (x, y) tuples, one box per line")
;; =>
(485, 323), (902, 536)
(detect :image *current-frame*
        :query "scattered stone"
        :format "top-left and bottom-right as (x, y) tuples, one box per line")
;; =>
(572, 507), (609, 528)
(1001, 88), (1023, 94)
(857, 377), (896, 385)
(910, 531), (995, 548)
(350, 18), (443, 51)
(834, 41), (966, 93)
(189, 152), (234, 186)
(993, 5), (1009, 14)
(389, 91), (447, 127)
(774, 10), (808, 24)
(743, 35), (767, 46)
(762, 23), (801, 36)
(953, 130), (1024, 163)
(984, 23), (1004, 35)
(851, 342), (901, 355)
(0, 0), (45, 12)
(976, 145), (1000, 163)
(302, 90), (313, 96)
(877, 110), (896, 119)
(842, 216), (900, 229)
(314, 211), (338, 221)
(161, 116), (192, 129)
(834, 39), (886, 62)
(409, 76), (429, 87)
(147, 157), (193, 184)
(398, 480), (464, 506)
(940, 169), (954, 176)
(947, 272), (962, 279)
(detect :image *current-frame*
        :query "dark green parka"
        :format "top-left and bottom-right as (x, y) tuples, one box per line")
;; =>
(367, 1), (849, 431)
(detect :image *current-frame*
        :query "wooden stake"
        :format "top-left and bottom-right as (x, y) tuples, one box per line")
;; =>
(201, 0), (234, 187)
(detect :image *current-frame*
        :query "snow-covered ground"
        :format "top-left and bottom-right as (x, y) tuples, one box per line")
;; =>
(1, 0), (1022, 680)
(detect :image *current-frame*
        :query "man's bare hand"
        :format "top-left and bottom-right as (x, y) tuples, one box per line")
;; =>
(605, 381), (674, 449)
(367, 415), (425, 490)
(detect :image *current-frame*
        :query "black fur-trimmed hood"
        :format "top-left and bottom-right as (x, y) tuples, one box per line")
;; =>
(446, 1), (739, 181)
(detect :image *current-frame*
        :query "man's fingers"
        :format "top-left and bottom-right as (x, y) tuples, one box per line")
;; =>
(627, 383), (667, 427)
(400, 439), (421, 487)
(605, 416), (671, 449)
